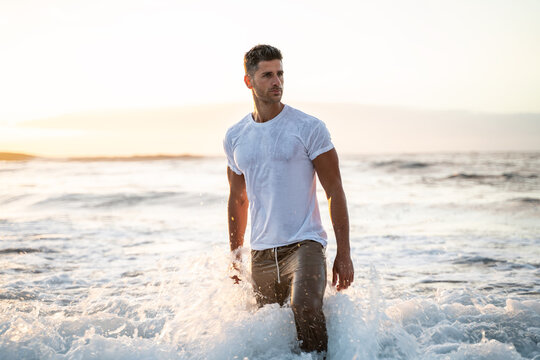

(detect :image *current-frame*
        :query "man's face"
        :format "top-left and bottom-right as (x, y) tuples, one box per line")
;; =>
(245, 59), (284, 104)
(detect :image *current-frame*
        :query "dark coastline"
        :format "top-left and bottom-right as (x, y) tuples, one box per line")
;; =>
(0, 152), (204, 162)
(0, 152), (36, 161)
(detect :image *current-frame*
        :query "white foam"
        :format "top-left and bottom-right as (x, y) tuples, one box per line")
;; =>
(1, 249), (539, 359)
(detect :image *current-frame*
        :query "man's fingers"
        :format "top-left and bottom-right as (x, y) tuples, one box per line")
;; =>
(338, 278), (350, 291)
(338, 278), (349, 290)
(231, 260), (241, 272)
(337, 270), (354, 291)
(230, 261), (242, 285)
(333, 256), (354, 290)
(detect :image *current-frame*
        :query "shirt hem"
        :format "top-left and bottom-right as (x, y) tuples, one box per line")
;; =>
(309, 144), (334, 161)
(227, 164), (242, 175)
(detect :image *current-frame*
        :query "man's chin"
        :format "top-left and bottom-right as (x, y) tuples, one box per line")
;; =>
(257, 94), (283, 104)
(271, 94), (283, 102)
(265, 98), (282, 104)
(268, 91), (283, 100)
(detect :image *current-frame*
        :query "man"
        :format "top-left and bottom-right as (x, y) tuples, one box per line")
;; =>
(224, 44), (354, 355)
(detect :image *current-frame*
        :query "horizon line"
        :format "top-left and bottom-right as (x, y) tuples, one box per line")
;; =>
(2, 150), (540, 162)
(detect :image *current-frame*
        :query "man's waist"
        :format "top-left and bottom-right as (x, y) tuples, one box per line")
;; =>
(251, 241), (301, 254)
(251, 238), (326, 251)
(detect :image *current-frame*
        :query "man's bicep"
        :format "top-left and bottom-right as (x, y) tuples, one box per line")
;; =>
(312, 148), (343, 196)
(227, 167), (247, 198)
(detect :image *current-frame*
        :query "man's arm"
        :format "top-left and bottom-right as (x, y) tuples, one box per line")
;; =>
(227, 167), (248, 270)
(313, 148), (354, 291)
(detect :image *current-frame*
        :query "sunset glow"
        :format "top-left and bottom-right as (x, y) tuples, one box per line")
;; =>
(1, 0), (539, 156)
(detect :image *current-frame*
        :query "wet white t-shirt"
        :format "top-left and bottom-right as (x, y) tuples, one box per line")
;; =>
(223, 104), (334, 250)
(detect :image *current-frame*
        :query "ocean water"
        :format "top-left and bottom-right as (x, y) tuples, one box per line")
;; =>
(1, 152), (539, 360)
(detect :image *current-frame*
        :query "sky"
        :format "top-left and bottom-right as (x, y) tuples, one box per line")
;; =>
(1, 0), (540, 156)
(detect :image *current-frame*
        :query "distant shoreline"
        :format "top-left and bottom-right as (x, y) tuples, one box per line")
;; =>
(0, 152), (37, 161)
(67, 154), (204, 162)
(0, 152), (205, 161)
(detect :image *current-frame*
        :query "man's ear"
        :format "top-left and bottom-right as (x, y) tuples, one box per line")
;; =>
(244, 74), (252, 89)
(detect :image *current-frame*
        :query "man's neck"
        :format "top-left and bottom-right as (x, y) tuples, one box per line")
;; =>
(252, 100), (284, 123)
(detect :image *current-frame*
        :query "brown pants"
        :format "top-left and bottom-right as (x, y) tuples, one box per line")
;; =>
(251, 240), (328, 353)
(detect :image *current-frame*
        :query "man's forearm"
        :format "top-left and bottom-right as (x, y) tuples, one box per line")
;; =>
(228, 195), (248, 253)
(328, 188), (350, 256)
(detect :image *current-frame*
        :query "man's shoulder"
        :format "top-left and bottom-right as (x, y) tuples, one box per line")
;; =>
(286, 105), (321, 124)
(225, 113), (251, 140)
(285, 105), (327, 134)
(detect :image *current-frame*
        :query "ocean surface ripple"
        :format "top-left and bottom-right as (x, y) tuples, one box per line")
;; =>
(1, 152), (539, 359)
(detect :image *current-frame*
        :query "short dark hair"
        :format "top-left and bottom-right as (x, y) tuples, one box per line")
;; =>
(244, 44), (283, 75)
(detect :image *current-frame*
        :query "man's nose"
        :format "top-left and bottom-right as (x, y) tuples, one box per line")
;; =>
(271, 75), (282, 86)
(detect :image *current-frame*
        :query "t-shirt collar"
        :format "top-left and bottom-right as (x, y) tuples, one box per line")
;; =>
(249, 104), (288, 126)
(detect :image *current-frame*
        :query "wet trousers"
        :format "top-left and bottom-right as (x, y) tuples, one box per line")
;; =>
(251, 240), (328, 352)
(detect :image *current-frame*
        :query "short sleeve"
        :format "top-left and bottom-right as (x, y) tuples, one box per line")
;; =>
(306, 120), (334, 160)
(223, 135), (242, 175)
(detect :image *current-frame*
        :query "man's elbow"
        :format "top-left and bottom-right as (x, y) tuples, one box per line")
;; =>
(229, 192), (248, 207)
(324, 182), (345, 201)
(236, 197), (248, 207)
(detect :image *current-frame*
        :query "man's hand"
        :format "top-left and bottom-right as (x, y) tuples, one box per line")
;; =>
(230, 260), (242, 284)
(332, 253), (354, 291)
